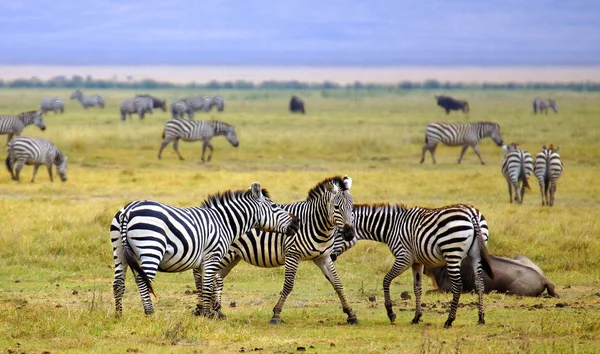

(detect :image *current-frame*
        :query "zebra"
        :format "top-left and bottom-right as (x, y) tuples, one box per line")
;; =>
(158, 119), (238, 162)
(180, 96), (212, 119)
(170, 100), (191, 119)
(0, 111), (46, 146)
(201, 176), (357, 324)
(5, 136), (68, 182)
(501, 143), (534, 204)
(120, 97), (153, 121)
(210, 95), (225, 112)
(534, 144), (564, 206)
(110, 182), (299, 317)
(70, 90), (105, 109)
(135, 94), (167, 112)
(330, 203), (494, 328)
(533, 97), (558, 115)
(420, 121), (504, 165)
(39, 97), (64, 114)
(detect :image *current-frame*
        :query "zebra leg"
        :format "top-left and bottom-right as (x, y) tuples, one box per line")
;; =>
(513, 181), (522, 203)
(201, 256), (221, 318)
(383, 257), (411, 323)
(134, 274), (155, 315)
(472, 257), (486, 325)
(270, 253), (301, 324)
(506, 178), (514, 203)
(200, 141), (209, 163)
(519, 180), (527, 203)
(31, 165), (41, 183)
(206, 143), (214, 163)
(313, 257), (358, 325)
(111, 227), (128, 318)
(14, 161), (25, 182)
(539, 180), (546, 206)
(46, 164), (53, 182)
(471, 144), (485, 165)
(444, 261), (463, 328)
(192, 268), (204, 316)
(457, 145), (469, 164)
(157, 138), (173, 160)
(549, 181), (557, 207)
(411, 263), (424, 325)
(211, 254), (242, 318)
(173, 139), (185, 160)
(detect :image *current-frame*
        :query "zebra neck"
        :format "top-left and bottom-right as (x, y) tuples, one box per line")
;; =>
(20, 114), (34, 125)
(285, 199), (335, 238)
(208, 120), (230, 136)
(54, 150), (64, 165)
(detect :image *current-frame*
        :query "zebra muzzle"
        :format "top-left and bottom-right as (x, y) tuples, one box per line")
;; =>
(341, 224), (355, 241)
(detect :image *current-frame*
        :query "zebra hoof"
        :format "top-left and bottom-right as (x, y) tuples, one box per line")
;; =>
(388, 312), (396, 323)
(347, 317), (359, 325)
(269, 317), (282, 325)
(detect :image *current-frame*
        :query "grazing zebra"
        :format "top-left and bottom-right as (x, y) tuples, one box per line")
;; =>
(158, 119), (238, 162)
(202, 176), (357, 324)
(0, 111), (46, 146)
(501, 143), (534, 204)
(120, 97), (153, 120)
(70, 90), (105, 109)
(533, 97), (558, 115)
(39, 97), (64, 114)
(180, 96), (212, 119)
(110, 182), (299, 317)
(210, 95), (225, 112)
(5, 136), (68, 182)
(534, 144), (564, 206)
(331, 203), (494, 328)
(420, 121), (504, 165)
(170, 100), (191, 119)
(135, 94), (167, 112)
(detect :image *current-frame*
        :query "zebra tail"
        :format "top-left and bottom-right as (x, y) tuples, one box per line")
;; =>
(119, 212), (156, 298)
(521, 165), (532, 189)
(473, 216), (495, 279)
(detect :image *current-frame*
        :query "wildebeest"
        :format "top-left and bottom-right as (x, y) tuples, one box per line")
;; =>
(289, 95), (305, 114)
(435, 95), (469, 114)
(135, 94), (167, 112)
(424, 254), (559, 298)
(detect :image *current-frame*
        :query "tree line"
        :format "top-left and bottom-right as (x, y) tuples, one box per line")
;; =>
(1, 75), (599, 91)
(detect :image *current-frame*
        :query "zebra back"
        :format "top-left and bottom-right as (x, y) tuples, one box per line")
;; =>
(40, 97), (64, 113)
(535, 145), (563, 183)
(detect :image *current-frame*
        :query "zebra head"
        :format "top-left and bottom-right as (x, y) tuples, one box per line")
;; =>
(249, 182), (299, 236)
(549, 99), (559, 113)
(327, 176), (355, 242)
(20, 111), (46, 131)
(70, 90), (82, 100)
(56, 155), (68, 182)
(225, 126), (239, 148)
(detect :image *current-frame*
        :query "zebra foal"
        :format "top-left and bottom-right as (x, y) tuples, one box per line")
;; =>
(501, 143), (533, 204)
(40, 97), (64, 114)
(0, 111), (46, 146)
(534, 144), (563, 206)
(331, 203), (494, 328)
(70, 90), (105, 109)
(110, 183), (299, 317)
(420, 122), (504, 165)
(158, 119), (238, 162)
(6, 136), (68, 182)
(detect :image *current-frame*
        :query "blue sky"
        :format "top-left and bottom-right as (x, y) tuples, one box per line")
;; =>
(0, 0), (598, 66)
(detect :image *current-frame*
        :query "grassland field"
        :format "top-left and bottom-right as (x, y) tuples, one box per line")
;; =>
(0, 88), (599, 353)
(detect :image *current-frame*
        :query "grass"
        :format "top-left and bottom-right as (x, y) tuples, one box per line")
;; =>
(0, 88), (599, 353)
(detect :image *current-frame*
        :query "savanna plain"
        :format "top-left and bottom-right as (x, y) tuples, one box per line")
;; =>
(0, 88), (599, 353)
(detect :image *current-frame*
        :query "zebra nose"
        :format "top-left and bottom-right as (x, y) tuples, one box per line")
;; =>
(41, 127), (46, 131)
(342, 224), (355, 241)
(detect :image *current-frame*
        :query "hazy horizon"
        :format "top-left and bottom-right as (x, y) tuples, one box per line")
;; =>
(1, 1), (599, 67)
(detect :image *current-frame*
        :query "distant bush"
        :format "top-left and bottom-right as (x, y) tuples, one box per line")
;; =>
(0, 75), (599, 91)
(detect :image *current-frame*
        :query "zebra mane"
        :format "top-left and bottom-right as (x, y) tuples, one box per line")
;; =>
(54, 149), (66, 164)
(307, 176), (348, 201)
(201, 188), (270, 208)
(353, 203), (408, 213)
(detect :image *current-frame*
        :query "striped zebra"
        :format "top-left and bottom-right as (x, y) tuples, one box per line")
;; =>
(5, 136), (68, 182)
(0, 111), (46, 146)
(39, 97), (64, 114)
(110, 182), (298, 317)
(501, 143), (534, 204)
(180, 96), (212, 119)
(210, 95), (225, 112)
(203, 176), (357, 324)
(70, 90), (105, 109)
(420, 121), (504, 165)
(533, 97), (558, 115)
(534, 144), (564, 206)
(120, 97), (153, 121)
(330, 203), (494, 328)
(135, 94), (167, 112)
(158, 119), (238, 162)
(170, 100), (191, 119)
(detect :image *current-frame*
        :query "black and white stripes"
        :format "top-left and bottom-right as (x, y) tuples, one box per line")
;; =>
(70, 90), (105, 109)
(0, 111), (46, 145)
(501, 143), (534, 204)
(6, 136), (68, 182)
(533, 97), (558, 115)
(39, 97), (64, 114)
(120, 96), (154, 120)
(109, 183), (298, 317)
(180, 95), (225, 118)
(534, 144), (564, 206)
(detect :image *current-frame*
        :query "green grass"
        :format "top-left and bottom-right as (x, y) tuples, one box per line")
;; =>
(1, 88), (599, 353)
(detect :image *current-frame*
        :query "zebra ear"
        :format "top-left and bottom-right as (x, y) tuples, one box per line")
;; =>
(326, 181), (339, 194)
(554, 146), (560, 153)
(250, 182), (263, 199)
(343, 175), (352, 190)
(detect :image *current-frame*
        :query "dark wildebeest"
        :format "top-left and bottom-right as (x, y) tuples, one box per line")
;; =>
(435, 95), (469, 114)
(289, 95), (305, 114)
(425, 254), (559, 298)
(135, 94), (167, 112)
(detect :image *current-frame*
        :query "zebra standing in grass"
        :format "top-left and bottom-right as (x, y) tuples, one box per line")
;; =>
(6, 136), (68, 182)
(330, 203), (494, 328)
(420, 121), (504, 165)
(202, 176), (357, 324)
(0, 111), (46, 146)
(534, 144), (564, 206)
(170, 100), (191, 119)
(180, 96), (212, 119)
(120, 96), (153, 121)
(533, 97), (558, 115)
(158, 119), (239, 162)
(110, 183), (298, 317)
(39, 97), (64, 114)
(501, 143), (534, 204)
(135, 94), (167, 112)
(70, 90), (105, 109)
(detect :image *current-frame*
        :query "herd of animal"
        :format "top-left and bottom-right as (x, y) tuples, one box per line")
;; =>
(0, 91), (563, 328)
